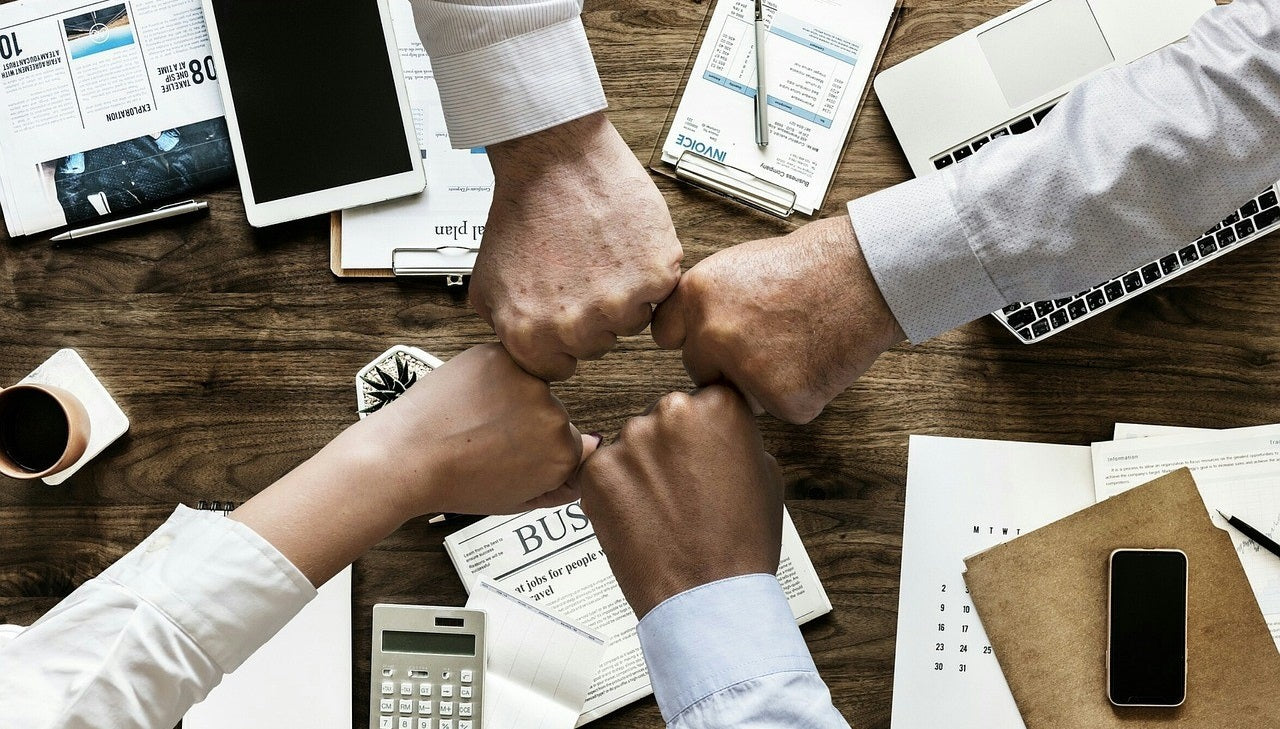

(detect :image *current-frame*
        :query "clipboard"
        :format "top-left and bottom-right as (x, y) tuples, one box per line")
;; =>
(329, 211), (477, 284)
(648, 0), (902, 218)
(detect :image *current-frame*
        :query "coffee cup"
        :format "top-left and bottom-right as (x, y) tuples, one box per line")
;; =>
(0, 383), (92, 480)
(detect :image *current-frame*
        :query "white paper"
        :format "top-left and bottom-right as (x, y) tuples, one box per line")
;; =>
(660, 0), (895, 214)
(1092, 426), (1280, 649)
(185, 566), (352, 728)
(444, 502), (830, 725)
(466, 578), (607, 729)
(1112, 422), (1217, 440)
(891, 435), (1096, 729)
(340, 0), (494, 271)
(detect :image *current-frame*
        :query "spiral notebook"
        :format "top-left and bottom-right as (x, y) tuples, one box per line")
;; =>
(183, 501), (353, 729)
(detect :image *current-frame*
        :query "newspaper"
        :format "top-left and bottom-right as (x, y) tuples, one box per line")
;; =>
(0, 0), (232, 236)
(443, 502), (832, 725)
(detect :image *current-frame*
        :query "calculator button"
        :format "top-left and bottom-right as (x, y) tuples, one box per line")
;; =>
(379, 717), (394, 729)
(401, 682), (414, 696)
(441, 670), (451, 681)
(460, 670), (473, 684)
(440, 684), (454, 698)
(440, 701), (454, 716)
(382, 681), (396, 695)
(439, 721), (454, 729)
(399, 699), (414, 714)
(383, 667), (395, 677)
(459, 722), (472, 729)
(459, 703), (472, 717)
(380, 698), (395, 713)
(419, 683), (433, 697)
(418, 700), (433, 715)
(459, 686), (472, 699)
(399, 718), (414, 729)
(418, 720), (432, 729)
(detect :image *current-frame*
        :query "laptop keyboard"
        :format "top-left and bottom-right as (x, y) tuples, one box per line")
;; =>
(930, 102), (1280, 343)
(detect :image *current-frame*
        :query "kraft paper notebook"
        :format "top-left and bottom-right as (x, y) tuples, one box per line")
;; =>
(963, 468), (1280, 726)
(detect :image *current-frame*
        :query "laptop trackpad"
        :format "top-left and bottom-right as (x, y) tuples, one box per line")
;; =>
(978, 0), (1114, 108)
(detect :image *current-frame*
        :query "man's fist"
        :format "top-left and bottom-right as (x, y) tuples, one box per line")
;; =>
(473, 112), (683, 381)
(651, 216), (904, 424)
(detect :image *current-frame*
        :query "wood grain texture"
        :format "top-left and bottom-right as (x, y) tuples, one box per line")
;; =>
(0, 0), (1272, 726)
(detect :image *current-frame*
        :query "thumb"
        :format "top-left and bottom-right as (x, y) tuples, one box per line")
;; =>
(571, 424), (603, 465)
(650, 286), (687, 350)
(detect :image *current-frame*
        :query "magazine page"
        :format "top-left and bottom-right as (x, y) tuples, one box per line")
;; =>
(444, 502), (831, 725)
(0, 0), (230, 235)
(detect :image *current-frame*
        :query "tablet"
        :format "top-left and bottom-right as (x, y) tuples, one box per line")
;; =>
(202, 0), (424, 227)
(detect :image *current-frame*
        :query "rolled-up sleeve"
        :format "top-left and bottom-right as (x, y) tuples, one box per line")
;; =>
(850, 0), (1280, 342)
(636, 574), (849, 728)
(411, 0), (608, 149)
(0, 506), (315, 729)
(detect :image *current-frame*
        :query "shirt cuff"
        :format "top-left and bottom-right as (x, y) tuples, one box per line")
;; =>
(636, 574), (817, 724)
(847, 172), (1008, 343)
(99, 505), (316, 674)
(427, 18), (607, 149)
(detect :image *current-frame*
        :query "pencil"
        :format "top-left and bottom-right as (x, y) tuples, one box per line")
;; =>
(1217, 509), (1280, 560)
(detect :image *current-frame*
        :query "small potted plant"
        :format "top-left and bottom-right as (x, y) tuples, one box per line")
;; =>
(355, 345), (444, 419)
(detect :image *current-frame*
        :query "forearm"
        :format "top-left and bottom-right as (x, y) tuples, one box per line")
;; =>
(411, 0), (606, 148)
(850, 0), (1280, 342)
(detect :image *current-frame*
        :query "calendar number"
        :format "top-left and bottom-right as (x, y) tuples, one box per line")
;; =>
(983, 646), (993, 654)
(939, 603), (946, 612)
(958, 664), (967, 672)
(933, 663), (944, 671)
(961, 624), (969, 633)
(937, 623), (946, 632)
(959, 644), (968, 653)
(935, 643), (945, 651)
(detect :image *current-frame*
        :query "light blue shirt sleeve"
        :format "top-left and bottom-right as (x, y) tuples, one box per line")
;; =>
(636, 574), (849, 728)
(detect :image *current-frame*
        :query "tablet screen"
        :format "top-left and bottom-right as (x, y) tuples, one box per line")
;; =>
(209, 0), (414, 203)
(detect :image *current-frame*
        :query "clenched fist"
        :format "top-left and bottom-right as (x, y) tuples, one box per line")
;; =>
(651, 216), (905, 424)
(474, 112), (683, 381)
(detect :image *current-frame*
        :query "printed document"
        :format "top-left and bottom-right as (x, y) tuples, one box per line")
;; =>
(0, 0), (231, 235)
(1093, 424), (1280, 650)
(466, 578), (607, 729)
(339, 0), (493, 271)
(892, 435), (1095, 729)
(660, 0), (896, 214)
(444, 502), (831, 725)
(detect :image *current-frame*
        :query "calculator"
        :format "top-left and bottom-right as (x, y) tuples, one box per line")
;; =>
(370, 604), (485, 729)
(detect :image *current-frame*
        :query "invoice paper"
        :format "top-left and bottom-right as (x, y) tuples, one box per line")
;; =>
(892, 435), (1096, 729)
(1093, 424), (1280, 650)
(661, 0), (896, 214)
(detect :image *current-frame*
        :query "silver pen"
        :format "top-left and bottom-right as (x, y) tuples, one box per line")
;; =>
(754, 0), (769, 147)
(50, 200), (209, 242)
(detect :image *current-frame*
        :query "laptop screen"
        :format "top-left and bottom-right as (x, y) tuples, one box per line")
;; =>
(977, 0), (1114, 108)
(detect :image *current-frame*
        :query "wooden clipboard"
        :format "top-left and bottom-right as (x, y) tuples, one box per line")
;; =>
(330, 212), (393, 278)
(964, 468), (1280, 726)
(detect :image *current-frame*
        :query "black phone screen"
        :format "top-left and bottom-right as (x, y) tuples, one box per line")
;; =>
(208, 0), (414, 203)
(1108, 549), (1188, 706)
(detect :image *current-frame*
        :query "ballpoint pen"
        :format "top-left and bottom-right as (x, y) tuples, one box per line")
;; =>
(1217, 509), (1280, 560)
(754, 0), (769, 147)
(50, 200), (209, 242)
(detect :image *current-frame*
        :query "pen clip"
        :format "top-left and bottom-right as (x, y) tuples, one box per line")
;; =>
(155, 199), (197, 211)
(755, 0), (764, 21)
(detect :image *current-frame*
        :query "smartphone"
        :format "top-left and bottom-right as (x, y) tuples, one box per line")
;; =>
(1107, 548), (1188, 707)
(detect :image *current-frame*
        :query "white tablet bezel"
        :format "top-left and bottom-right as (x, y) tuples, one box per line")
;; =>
(202, 0), (424, 227)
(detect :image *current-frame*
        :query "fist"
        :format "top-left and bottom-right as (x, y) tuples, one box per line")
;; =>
(473, 113), (683, 381)
(651, 216), (904, 423)
(573, 386), (783, 618)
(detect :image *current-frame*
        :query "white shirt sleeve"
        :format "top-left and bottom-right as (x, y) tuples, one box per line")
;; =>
(636, 574), (849, 728)
(410, 0), (608, 149)
(848, 0), (1280, 342)
(0, 506), (315, 729)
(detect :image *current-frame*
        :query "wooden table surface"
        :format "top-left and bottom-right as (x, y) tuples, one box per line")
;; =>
(0, 0), (1268, 727)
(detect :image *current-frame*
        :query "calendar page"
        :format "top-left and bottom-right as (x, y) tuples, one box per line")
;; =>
(891, 436), (1096, 728)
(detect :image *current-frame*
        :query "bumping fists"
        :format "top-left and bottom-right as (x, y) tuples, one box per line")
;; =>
(652, 216), (905, 424)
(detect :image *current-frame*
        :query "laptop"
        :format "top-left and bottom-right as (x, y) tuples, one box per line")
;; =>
(874, 0), (1280, 343)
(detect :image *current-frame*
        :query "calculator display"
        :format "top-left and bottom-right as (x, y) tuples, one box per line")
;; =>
(383, 630), (476, 656)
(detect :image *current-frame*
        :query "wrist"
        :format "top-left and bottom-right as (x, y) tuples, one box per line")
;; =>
(328, 414), (444, 521)
(821, 216), (906, 349)
(487, 111), (614, 183)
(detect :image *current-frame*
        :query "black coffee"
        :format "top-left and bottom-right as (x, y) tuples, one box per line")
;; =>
(0, 389), (70, 473)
